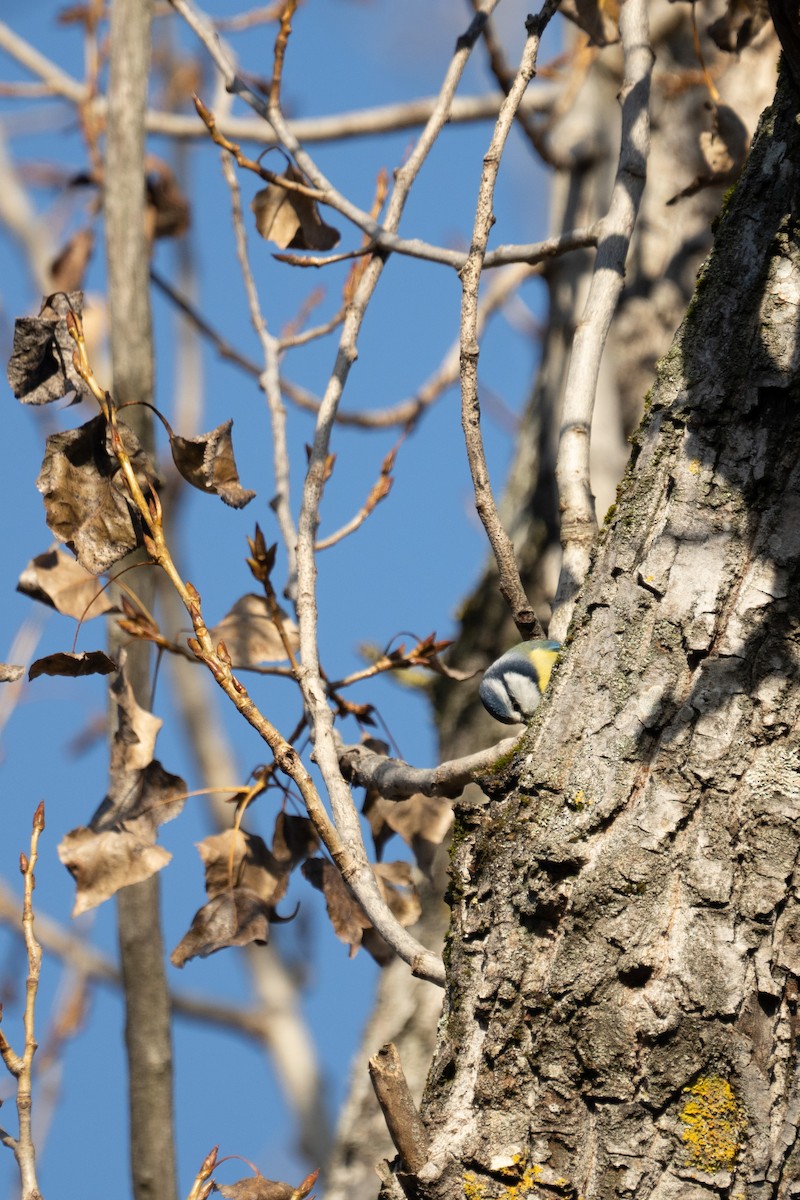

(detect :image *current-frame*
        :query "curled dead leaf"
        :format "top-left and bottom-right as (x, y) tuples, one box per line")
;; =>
(707, 0), (771, 52)
(271, 811), (319, 868)
(216, 1176), (299, 1200)
(170, 889), (272, 967)
(559, 0), (619, 45)
(171, 822), (309, 967)
(36, 415), (155, 574)
(18, 547), (116, 619)
(7, 291), (92, 406)
(302, 857), (421, 964)
(58, 755), (186, 916)
(57, 656), (186, 914)
(251, 165), (340, 251)
(667, 104), (749, 206)
(28, 650), (117, 681)
(363, 788), (453, 879)
(49, 229), (95, 294)
(146, 157), (191, 240)
(198, 827), (290, 906)
(301, 858), (368, 952)
(210, 594), (299, 666)
(169, 418), (255, 508)
(58, 825), (173, 917)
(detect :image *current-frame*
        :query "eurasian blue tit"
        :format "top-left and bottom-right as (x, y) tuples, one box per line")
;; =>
(479, 639), (560, 724)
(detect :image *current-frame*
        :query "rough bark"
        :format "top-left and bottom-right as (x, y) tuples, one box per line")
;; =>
(329, 11), (779, 1197)
(410, 71), (800, 1200)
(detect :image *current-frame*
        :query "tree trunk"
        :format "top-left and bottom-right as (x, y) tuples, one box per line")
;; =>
(409, 70), (800, 1200)
(105, 2), (178, 1197)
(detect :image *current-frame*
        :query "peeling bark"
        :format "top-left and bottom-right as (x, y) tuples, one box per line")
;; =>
(409, 71), (800, 1200)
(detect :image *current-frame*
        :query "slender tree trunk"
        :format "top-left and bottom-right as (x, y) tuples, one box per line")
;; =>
(105, 3), (178, 1198)
(403, 70), (800, 1200)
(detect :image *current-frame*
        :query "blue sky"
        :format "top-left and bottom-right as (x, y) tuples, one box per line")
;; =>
(0, 3), (553, 1195)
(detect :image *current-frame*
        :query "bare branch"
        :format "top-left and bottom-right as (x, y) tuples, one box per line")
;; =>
(281, 262), (542, 430)
(0, 805), (46, 1200)
(0, 22), (558, 145)
(338, 736), (519, 802)
(150, 267), (263, 376)
(0, 21), (86, 102)
(549, 0), (653, 642)
(273, 224), (599, 272)
(460, 3), (560, 642)
(170, 0), (571, 280)
(219, 151), (298, 591)
(369, 1043), (430, 1175)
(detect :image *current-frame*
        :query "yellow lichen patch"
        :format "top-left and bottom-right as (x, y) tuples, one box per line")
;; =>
(567, 790), (593, 811)
(679, 1075), (746, 1173)
(463, 1162), (545, 1200)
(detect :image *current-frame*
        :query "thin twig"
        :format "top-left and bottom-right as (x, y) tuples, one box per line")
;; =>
(549, 0), (653, 643)
(194, 84), (594, 272)
(316, 445), (397, 551)
(215, 4), (282, 32)
(272, 224), (599, 272)
(281, 262), (543, 430)
(269, 0), (297, 108)
(170, 0), (570, 278)
(459, 2), (560, 642)
(220, 152), (298, 592)
(0, 804), (45, 1200)
(150, 267), (263, 376)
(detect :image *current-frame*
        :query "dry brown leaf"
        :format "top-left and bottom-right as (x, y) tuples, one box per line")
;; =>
(169, 419), (255, 508)
(559, 0), (619, 45)
(28, 649), (117, 681)
(374, 861), (422, 927)
(7, 291), (92, 406)
(210, 594), (299, 666)
(18, 547), (116, 619)
(170, 889), (273, 967)
(145, 157), (191, 240)
(58, 825), (172, 916)
(271, 811), (319, 868)
(667, 104), (749, 206)
(302, 857), (420, 963)
(699, 104), (748, 175)
(708, 0), (771, 51)
(216, 1177), (297, 1200)
(49, 229), (94, 294)
(198, 827), (290, 906)
(57, 657), (186, 914)
(0, 664), (25, 682)
(301, 857), (369, 952)
(251, 165), (340, 251)
(363, 790), (454, 878)
(170, 825), (305, 966)
(36, 415), (155, 574)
